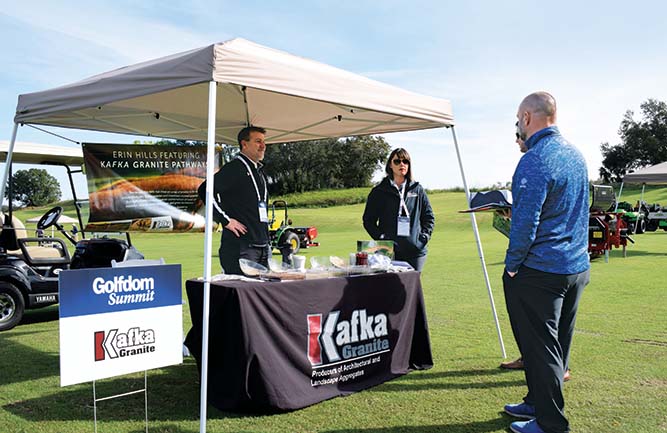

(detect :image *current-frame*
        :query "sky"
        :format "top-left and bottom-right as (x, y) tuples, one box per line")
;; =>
(2, 0), (667, 199)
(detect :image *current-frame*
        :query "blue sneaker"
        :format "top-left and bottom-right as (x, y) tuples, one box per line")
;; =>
(510, 419), (545, 433)
(504, 402), (536, 419)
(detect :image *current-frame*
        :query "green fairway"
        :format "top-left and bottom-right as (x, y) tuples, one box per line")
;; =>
(1, 188), (666, 433)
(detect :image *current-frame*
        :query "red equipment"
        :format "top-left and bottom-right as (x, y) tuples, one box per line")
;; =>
(588, 185), (633, 261)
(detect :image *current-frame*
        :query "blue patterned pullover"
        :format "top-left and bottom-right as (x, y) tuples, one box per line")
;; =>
(505, 126), (590, 274)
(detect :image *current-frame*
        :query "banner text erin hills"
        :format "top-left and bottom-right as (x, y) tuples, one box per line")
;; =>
(92, 275), (155, 306)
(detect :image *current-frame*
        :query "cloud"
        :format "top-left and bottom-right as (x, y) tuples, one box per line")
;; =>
(1, 4), (214, 65)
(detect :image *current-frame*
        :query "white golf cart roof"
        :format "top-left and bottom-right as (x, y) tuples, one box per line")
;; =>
(0, 140), (83, 166)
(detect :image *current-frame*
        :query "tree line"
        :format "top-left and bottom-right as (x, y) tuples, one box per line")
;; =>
(262, 135), (390, 195)
(153, 135), (391, 195)
(600, 98), (667, 183)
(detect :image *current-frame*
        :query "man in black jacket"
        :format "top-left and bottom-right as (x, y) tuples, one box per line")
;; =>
(198, 126), (270, 274)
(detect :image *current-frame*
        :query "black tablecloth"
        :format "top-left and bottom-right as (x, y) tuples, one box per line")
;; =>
(184, 271), (432, 411)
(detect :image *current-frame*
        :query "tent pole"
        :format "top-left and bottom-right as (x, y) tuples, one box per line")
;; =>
(0, 123), (19, 204)
(614, 182), (624, 212)
(199, 81), (218, 433)
(449, 126), (506, 358)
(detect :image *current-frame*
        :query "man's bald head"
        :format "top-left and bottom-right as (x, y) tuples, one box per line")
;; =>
(516, 91), (557, 141)
(520, 91), (557, 120)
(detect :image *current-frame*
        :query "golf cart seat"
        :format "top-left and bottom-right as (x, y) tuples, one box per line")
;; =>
(0, 214), (70, 263)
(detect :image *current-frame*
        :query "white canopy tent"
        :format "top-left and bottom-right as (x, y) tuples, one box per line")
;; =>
(25, 214), (79, 224)
(615, 161), (667, 209)
(623, 161), (667, 185)
(26, 214), (79, 238)
(6, 38), (504, 432)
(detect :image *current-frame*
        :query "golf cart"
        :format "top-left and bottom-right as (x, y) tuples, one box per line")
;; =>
(0, 142), (142, 331)
(268, 200), (318, 257)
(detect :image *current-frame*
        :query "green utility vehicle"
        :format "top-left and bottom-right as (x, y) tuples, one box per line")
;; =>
(616, 201), (648, 234)
(617, 200), (667, 233)
(268, 200), (319, 256)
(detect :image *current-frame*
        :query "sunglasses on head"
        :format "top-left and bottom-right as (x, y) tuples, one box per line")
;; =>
(393, 158), (409, 165)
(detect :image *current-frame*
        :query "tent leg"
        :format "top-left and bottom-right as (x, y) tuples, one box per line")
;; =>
(449, 127), (506, 358)
(199, 81), (218, 433)
(0, 123), (19, 203)
(614, 182), (624, 212)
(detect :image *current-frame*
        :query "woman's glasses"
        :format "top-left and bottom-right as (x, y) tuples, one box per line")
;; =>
(393, 158), (409, 165)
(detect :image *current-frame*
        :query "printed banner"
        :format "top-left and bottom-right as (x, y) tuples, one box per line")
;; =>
(59, 264), (183, 386)
(83, 143), (217, 233)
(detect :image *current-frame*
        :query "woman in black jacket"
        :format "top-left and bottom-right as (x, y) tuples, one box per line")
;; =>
(362, 148), (435, 271)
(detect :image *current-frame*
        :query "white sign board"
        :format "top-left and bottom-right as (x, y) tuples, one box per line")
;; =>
(59, 264), (183, 386)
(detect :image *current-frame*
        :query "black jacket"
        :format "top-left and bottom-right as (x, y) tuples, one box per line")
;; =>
(362, 177), (435, 259)
(198, 153), (269, 245)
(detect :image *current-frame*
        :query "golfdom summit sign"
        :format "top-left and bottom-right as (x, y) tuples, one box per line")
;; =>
(59, 264), (183, 386)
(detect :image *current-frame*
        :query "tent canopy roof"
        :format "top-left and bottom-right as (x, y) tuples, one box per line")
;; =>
(623, 161), (667, 184)
(15, 38), (454, 144)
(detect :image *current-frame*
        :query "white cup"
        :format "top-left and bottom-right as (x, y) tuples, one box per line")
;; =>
(349, 253), (357, 266)
(293, 255), (306, 271)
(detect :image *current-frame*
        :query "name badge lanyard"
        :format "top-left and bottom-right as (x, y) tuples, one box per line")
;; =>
(396, 183), (411, 237)
(238, 156), (269, 223)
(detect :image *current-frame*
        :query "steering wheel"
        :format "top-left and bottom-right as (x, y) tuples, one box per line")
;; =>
(37, 206), (63, 230)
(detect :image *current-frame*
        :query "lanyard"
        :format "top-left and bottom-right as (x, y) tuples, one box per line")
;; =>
(237, 155), (267, 202)
(394, 182), (410, 217)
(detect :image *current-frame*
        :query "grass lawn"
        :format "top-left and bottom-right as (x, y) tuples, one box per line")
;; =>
(1, 187), (666, 433)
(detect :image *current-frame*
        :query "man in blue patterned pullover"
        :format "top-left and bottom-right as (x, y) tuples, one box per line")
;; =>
(502, 92), (590, 433)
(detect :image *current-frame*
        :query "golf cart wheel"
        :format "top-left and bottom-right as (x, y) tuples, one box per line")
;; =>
(0, 282), (24, 332)
(636, 218), (646, 234)
(282, 232), (300, 255)
(646, 220), (659, 232)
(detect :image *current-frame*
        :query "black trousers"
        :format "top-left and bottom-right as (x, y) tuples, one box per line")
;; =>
(503, 265), (589, 433)
(219, 231), (271, 275)
(400, 255), (427, 272)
